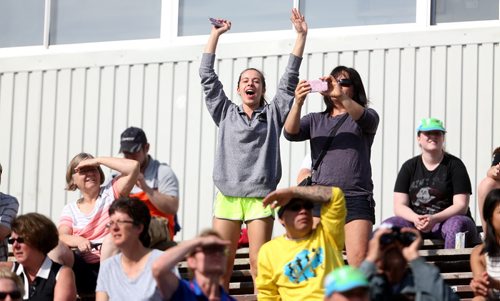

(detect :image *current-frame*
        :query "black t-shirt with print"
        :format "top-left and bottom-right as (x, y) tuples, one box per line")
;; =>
(394, 153), (472, 215)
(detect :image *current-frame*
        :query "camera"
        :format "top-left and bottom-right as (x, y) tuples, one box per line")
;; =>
(379, 226), (416, 247)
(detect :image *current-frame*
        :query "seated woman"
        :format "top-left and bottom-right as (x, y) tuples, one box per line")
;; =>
(53, 153), (139, 295)
(0, 268), (24, 301)
(470, 189), (500, 300)
(0, 213), (76, 301)
(477, 147), (500, 233)
(383, 117), (480, 248)
(96, 197), (177, 300)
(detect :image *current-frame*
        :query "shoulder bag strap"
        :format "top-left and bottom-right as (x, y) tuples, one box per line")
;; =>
(311, 113), (349, 172)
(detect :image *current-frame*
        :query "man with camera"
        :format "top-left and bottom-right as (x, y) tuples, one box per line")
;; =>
(359, 224), (459, 301)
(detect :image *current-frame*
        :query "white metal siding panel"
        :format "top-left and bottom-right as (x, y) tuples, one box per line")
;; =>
(1, 28), (499, 240)
(368, 49), (386, 220)
(381, 48), (401, 221)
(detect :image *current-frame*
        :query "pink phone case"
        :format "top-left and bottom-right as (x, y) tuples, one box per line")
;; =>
(308, 80), (328, 93)
(209, 18), (223, 28)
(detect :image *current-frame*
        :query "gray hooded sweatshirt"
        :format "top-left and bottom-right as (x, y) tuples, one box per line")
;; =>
(199, 53), (302, 197)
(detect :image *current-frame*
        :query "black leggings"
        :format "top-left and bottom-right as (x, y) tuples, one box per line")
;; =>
(72, 252), (100, 295)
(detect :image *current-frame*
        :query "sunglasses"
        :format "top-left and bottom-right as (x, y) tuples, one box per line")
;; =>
(76, 166), (99, 174)
(337, 78), (353, 87)
(7, 237), (24, 245)
(287, 202), (314, 212)
(0, 290), (22, 299)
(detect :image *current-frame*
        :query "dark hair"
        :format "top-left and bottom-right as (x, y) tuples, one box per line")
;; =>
(323, 66), (368, 113)
(482, 189), (500, 256)
(237, 68), (267, 106)
(65, 153), (105, 191)
(109, 197), (151, 247)
(492, 147), (500, 166)
(11, 213), (59, 255)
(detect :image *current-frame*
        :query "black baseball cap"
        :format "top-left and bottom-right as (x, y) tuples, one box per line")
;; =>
(119, 127), (148, 153)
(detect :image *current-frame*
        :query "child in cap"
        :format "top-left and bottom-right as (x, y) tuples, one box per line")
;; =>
(324, 266), (369, 301)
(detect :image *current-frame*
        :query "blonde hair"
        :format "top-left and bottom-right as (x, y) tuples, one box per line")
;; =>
(65, 153), (104, 191)
(0, 268), (24, 297)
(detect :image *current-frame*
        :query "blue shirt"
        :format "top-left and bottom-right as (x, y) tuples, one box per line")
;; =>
(170, 279), (235, 301)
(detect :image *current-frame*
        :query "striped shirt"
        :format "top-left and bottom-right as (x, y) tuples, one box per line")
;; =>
(59, 181), (117, 263)
(0, 192), (19, 261)
(486, 253), (500, 299)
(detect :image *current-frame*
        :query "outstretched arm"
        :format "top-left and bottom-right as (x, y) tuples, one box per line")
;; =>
(290, 8), (307, 58)
(263, 185), (332, 209)
(75, 157), (139, 197)
(152, 235), (230, 300)
(203, 19), (231, 54)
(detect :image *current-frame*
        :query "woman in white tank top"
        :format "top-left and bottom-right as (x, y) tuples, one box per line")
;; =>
(470, 188), (500, 300)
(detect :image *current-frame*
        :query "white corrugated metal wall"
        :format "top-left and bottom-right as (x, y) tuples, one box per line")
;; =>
(0, 26), (499, 240)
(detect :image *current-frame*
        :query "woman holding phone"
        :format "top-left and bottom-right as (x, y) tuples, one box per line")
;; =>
(284, 66), (379, 267)
(200, 9), (308, 288)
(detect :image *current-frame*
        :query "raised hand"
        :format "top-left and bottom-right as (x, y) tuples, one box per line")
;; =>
(470, 271), (489, 297)
(74, 158), (99, 173)
(294, 80), (311, 106)
(400, 228), (422, 261)
(290, 8), (307, 35)
(263, 187), (296, 209)
(210, 18), (231, 36)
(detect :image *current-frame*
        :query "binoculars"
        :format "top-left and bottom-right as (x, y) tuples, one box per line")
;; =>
(380, 226), (417, 247)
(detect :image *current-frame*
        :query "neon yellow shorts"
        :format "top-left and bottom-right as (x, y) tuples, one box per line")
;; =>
(213, 193), (274, 222)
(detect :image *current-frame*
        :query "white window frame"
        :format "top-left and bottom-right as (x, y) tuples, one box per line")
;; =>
(0, 0), (499, 57)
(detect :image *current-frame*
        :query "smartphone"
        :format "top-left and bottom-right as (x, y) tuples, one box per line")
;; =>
(209, 18), (224, 28)
(307, 79), (328, 93)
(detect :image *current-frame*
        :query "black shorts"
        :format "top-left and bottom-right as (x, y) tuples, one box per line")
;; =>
(312, 196), (375, 224)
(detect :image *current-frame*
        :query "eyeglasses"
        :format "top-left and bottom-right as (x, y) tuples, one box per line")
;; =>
(7, 237), (24, 245)
(337, 78), (353, 87)
(0, 290), (22, 299)
(287, 202), (314, 212)
(106, 220), (135, 228)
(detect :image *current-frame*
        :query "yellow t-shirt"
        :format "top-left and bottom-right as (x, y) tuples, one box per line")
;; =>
(256, 187), (346, 301)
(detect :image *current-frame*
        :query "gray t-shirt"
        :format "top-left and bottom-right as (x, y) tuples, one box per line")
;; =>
(284, 109), (379, 198)
(0, 192), (19, 261)
(96, 249), (167, 300)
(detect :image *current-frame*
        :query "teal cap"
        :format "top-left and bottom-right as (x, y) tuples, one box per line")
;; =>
(324, 266), (369, 297)
(416, 117), (446, 133)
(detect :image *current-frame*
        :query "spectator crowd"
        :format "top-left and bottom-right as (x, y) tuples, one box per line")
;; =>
(1, 8), (499, 301)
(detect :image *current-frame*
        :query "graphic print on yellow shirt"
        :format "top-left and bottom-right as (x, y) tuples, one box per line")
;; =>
(284, 247), (324, 283)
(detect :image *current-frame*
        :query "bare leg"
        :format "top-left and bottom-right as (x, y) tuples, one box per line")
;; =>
(344, 219), (372, 267)
(477, 177), (500, 233)
(246, 217), (274, 293)
(213, 218), (242, 290)
(48, 241), (75, 267)
(100, 234), (119, 262)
